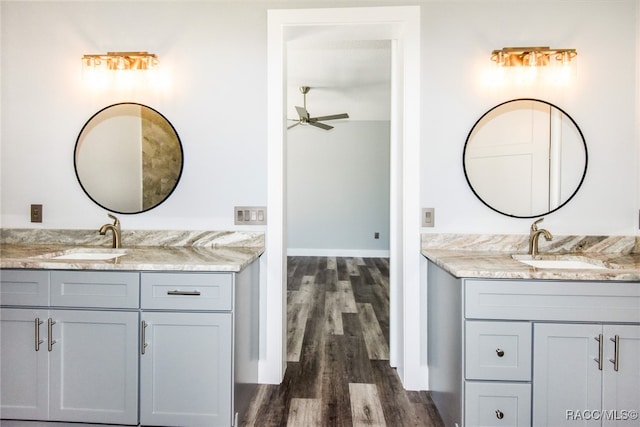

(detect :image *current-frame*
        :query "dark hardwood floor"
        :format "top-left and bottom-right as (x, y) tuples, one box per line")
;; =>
(242, 256), (444, 427)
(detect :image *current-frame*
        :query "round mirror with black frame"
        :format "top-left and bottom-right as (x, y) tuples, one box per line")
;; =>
(74, 102), (183, 214)
(463, 98), (587, 218)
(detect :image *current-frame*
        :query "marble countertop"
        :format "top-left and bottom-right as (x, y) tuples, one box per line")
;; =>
(421, 233), (640, 281)
(422, 249), (640, 281)
(1, 244), (263, 272)
(0, 229), (264, 272)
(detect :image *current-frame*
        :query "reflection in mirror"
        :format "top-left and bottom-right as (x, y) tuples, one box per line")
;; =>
(75, 103), (183, 214)
(463, 99), (587, 218)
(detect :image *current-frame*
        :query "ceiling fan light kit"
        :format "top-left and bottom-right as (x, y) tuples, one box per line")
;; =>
(288, 86), (349, 130)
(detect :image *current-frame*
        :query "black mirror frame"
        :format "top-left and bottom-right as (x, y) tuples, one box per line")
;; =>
(74, 102), (184, 214)
(462, 98), (588, 218)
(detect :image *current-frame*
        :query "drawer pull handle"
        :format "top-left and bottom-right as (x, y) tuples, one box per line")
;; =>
(594, 334), (603, 370)
(141, 320), (148, 355)
(167, 290), (201, 296)
(496, 348), (505, 357)
(496, 409), (504, 420)
(34, 318), (44, 352)
(609, 335), (620, 372)
(47, 318), (56, 352)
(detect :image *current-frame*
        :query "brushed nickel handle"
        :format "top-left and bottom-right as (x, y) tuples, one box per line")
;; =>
(609, 335), (620, 372)
(34, 318), (44, 351)
(141, 320), (148, 355)
(496, 348), (505, 357)
(594, 334), (603, 370)
(167, 290), (201, 296)
(496, 409), (504, 420)
(47, 318), (57, 352)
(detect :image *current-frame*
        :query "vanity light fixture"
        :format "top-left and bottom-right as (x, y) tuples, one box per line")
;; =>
(82, 52), (159, 71)
(491, 46), (577, 67)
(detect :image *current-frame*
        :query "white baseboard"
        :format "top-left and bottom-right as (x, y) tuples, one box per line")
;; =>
(286, 248), (390, 258)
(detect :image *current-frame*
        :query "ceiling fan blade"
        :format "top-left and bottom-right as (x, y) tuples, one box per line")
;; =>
(309, 121), (333, 131)
(311, 113), (349, 121)
(295, 106), (309, 120)
(287, 122), (300, 129)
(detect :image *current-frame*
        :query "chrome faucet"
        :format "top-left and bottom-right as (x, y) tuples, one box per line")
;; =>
(99, 214), (122, 249)
(528, 218), (553, 257)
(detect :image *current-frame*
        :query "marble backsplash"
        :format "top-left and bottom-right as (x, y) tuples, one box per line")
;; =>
(421, 233), (640, 254)
(1, 228), (264, 248)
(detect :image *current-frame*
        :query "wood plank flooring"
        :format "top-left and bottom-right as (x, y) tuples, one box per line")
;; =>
(241, 256), (444, 427)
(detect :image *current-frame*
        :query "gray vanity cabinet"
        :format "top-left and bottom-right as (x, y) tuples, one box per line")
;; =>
(139, 272), (234, 427)
(427, 260), (640, 427)
(1, 260), (259, 427)
(138, 265), (260, 427)
(0, 270), (140, 425)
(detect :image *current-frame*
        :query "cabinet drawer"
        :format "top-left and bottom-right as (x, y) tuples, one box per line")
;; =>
(466, 321), (532, 381)
(0, 270), (49, 306)
(465, 381), (531, 427)
(141, 273), (233, 311)
(50, 271), (139, 308)
(465, 279), (640, 322)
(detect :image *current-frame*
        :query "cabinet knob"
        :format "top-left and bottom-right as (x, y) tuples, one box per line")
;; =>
(496, 409), (504, 420)
(496, 348), (505, 357)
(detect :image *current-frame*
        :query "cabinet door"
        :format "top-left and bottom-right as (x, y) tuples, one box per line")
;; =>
(0, 308), (49, 420)
(48, 309), (139, 425)
(533, 323), (602, 426)
(602, 325), (640, 426)
(140, 312), (232, 427)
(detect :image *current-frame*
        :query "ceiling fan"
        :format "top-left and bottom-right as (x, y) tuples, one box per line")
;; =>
(288, 86), (349, 130)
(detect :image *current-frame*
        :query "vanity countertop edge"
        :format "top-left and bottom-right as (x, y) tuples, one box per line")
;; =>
(0, 229), (265, 273)
(421, 233), (640, 281)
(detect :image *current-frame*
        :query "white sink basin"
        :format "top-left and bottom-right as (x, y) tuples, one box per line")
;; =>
(512, 255), (608, 270)
(37, 248), (128, 261)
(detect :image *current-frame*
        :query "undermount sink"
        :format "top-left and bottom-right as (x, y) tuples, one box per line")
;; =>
(512, 254), (608, 270)
(36, 248), (128, 261)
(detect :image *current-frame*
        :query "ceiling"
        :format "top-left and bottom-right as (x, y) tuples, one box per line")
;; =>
(286, 39), (392, 122)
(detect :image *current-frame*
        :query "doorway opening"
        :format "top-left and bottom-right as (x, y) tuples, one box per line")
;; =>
(286, 38), (392, 257)
(265, 6), (424, 390)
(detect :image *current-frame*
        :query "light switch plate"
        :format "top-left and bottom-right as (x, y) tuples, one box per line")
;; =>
(422, 208), (435, 227)
(234, 206), (267, 225)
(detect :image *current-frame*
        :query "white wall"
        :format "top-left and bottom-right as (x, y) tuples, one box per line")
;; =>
(420, 0), (638, 236)
(1, 1), (636, 234)
(1, 1), (269, 230)
(287, 120), (390, 256)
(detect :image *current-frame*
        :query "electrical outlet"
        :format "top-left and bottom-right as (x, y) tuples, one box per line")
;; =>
(374, 232), (380, 239)
(422, 208), (435, 227)
(30, 204), (43, 223)
(234, 206), (267, 225)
